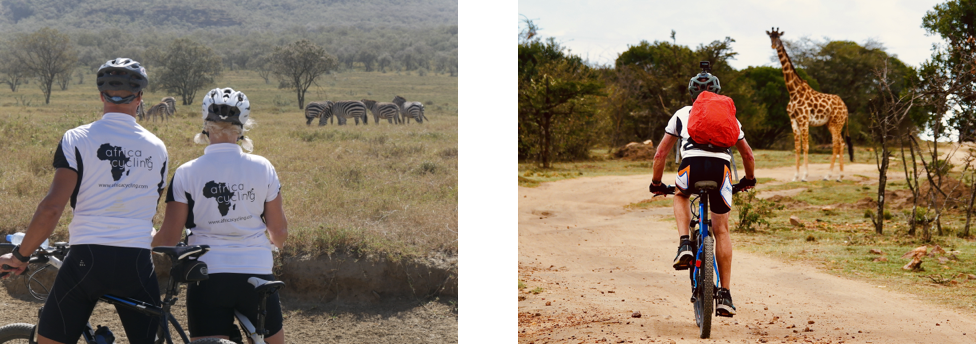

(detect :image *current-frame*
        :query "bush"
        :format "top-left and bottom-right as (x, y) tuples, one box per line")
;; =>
(733, 189), (783, 232)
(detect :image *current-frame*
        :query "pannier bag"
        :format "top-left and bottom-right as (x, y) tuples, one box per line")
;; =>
(687, 91), (739, 152)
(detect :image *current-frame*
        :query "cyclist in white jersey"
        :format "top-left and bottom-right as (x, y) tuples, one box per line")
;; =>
(152, 87), (288, 344)
(0, 58), (167, 344)
(650, 70), (757, 318)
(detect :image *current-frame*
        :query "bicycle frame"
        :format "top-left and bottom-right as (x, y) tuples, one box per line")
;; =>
(689, 191), (721, 298)
(2, 243), (194, 344)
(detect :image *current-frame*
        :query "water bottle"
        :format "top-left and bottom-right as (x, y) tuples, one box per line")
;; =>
(6, 233), (49, 249)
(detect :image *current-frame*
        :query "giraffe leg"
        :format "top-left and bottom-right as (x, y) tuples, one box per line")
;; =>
(829, 122), (844, 182)
(801, 127), (810, 182)
(824, 142), (837, 181)
(792, 121), (801, 182)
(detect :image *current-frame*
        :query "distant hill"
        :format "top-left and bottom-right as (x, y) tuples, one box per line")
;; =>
(0, 0), (457, 32)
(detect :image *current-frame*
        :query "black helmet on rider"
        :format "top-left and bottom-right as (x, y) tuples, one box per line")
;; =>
(96, 58), (148, 104)
(688, 72), (721, 99)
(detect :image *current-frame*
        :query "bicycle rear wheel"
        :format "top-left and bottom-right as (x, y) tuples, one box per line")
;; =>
(0, 323), (34, 344)
(693, 236), (715, 339)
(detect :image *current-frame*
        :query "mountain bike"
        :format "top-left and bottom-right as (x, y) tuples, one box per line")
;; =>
(0, 242), (246, 344)
(653, 181), (746, 339)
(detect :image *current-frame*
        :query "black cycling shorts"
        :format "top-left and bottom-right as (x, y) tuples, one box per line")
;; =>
(675, 157), (734, 214)
(38, 245), (160, 344)
(186, 273), (283, 338)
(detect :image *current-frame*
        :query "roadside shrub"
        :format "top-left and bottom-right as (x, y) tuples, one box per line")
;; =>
(733, 189), (783, 232)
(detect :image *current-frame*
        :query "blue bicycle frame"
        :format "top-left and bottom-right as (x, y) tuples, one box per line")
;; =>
(690, 192), (721, 299)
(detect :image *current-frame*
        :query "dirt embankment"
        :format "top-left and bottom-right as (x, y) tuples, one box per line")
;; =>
(2, 250), (457, 302)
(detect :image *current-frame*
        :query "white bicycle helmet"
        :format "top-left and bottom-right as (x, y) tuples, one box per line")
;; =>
(201, 87), (250, 126)
(96, 58), (148, 104)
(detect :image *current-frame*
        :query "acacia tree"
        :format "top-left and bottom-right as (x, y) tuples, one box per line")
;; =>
(867, 59), (920, 234)
(272, 39), (338, 110)
(9, 27), (77, 104)
(150, 38), (223, 105)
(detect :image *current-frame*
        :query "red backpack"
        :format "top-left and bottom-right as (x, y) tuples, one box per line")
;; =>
(687, 91), (739, 152)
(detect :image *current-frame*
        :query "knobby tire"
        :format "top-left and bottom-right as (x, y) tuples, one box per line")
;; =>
(695, 236), (715, 339)
(0, 323), (34, 344)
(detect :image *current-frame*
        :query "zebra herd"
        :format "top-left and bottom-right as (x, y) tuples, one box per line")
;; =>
(136, 97), (176, 122)
(304, 95), (428, 126)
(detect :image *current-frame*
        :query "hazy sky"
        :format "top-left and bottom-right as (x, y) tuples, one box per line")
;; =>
(517, 0), (947, 70)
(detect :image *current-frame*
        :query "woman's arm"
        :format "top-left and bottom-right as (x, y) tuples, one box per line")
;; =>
(263, 194), (288, 249)
(152, 201), (188, 247)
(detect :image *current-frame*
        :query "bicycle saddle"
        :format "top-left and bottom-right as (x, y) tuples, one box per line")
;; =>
(152, 245), (210, 261)
(247, 276), (285, 294)
(694, 181), (718, 190)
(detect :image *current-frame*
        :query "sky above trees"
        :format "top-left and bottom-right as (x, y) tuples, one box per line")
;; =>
(518, 0), (945, 70)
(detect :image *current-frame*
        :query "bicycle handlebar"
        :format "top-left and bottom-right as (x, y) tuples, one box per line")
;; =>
(650, 183), (752, 197)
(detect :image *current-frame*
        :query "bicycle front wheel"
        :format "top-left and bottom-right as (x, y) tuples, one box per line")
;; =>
(0, 323), (34, 344)
(694, 236), (715, 339)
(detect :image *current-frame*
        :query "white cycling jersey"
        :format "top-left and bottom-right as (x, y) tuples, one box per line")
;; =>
(53, 112), (169, 249)
(166, 143), (281, 274)
(664, 106), (745, 161)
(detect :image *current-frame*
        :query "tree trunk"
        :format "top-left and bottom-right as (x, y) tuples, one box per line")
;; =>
(964, 180), (976, 237)
(541, 113), (552, 168)
(875, 148), (889, 234)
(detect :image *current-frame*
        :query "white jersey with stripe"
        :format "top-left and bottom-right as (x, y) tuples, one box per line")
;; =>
(167, 143), (281, 274)
(52, 112), (169, 249)
(664, 106), (745, 161)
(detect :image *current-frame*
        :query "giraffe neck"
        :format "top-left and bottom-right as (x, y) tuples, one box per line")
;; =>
(774, 42), (812, 98)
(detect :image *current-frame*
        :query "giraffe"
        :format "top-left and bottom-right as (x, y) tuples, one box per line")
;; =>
(766, 27), (851, 182)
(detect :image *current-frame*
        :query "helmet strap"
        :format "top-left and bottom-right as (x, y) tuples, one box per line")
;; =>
(201, 130), (209, 138)
(103, 92), (137, 104)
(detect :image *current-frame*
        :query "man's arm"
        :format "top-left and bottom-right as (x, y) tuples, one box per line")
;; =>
(652, 134), (679, 183)
(735, 138), (756, 180)
(152, 202), (188, 247)
(0, 168), (76, 275)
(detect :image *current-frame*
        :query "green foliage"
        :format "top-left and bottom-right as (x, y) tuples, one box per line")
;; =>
(922, 0), (976, 142)
(8, 27), (77, 104)
(146, 38), (222, 106)
(518, 24), (604, 167)
(733, 189), (783, 232)
(272, 39), (338, 110)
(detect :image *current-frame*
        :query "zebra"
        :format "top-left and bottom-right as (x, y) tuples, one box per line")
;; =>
(162, 97), (176, 118)
(361, 99), (401, 124)
(305, 101), (329, 125)
(323, 100), (368, 125)
(136, 100), (146, 121)
(146, 100), (173, 122)
(392, 95), (428, 124)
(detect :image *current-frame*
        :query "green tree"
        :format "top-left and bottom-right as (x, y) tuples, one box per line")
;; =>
(922, 0), (976, 142)
(9, 27), (78, 104)
(149, 38), (223, 106)
(518, 19), (604, 167)
(272, 39), (338, 110)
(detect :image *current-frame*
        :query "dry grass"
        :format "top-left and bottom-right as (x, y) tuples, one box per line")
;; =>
(0, 70), (458, 260)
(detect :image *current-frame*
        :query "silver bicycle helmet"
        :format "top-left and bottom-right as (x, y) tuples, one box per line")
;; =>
(201, 87), (250, 126)
(96, 58), (148, 104)
(688, 72), (721, 98)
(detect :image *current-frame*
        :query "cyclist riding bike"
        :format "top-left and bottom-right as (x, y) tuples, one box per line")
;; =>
(649, 67), (757, 317)
(0, 58), (167, 344)
(152, 87), (288, 344)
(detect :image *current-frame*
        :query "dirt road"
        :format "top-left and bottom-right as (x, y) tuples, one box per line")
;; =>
(518, 163), (974, 343)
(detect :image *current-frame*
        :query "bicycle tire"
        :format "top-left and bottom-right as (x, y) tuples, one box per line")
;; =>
(189, 338), (237, 344)
(0, 323), (34, 344)
(694, 235), (715, 339)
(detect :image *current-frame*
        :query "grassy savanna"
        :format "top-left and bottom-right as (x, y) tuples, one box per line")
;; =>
(0, 70), (458, 259)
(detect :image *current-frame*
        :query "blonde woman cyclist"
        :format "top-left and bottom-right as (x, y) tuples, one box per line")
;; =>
(152, 87), (288, 344)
